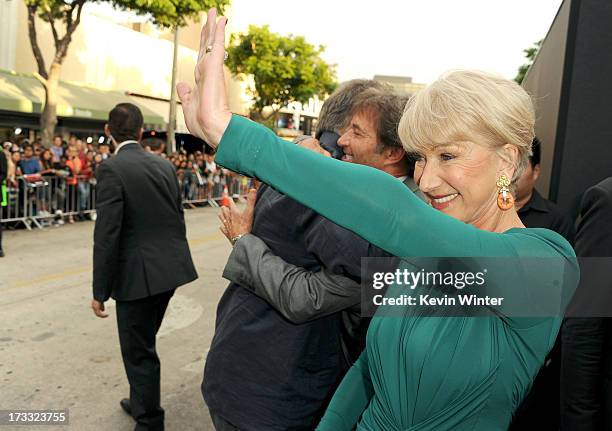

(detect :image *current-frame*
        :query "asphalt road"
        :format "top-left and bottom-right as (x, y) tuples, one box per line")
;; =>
(0, 207), (234, 431)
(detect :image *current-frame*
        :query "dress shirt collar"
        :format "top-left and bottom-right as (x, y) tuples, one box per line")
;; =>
(518, 189), (549, 214)
(114, 140), (139, 155)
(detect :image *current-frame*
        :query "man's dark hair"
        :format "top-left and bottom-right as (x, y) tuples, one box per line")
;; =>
(530, 137), (541, 167)
(351, 87), (409, 151)
(108, 103), (144, 143)
(316, 80), (386, 135)
(23, 144), (33, 151)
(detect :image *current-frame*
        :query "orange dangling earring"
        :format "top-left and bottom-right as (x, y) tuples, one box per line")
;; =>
(496, 174), (514, 210)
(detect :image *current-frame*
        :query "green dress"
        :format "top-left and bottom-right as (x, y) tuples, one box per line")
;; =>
(215, 115), (579, 430)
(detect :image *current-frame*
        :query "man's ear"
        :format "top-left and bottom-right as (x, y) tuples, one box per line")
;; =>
(138, 128), (144, 141)
(532, 163), (541, 182)
(104, 124), (111, 137)
(384, 147), (406, 165)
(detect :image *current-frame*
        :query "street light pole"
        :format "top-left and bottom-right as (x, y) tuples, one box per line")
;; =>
(167, 25), (180, 154)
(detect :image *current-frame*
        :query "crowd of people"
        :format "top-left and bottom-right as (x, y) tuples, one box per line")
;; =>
(0, 133), (247, 258)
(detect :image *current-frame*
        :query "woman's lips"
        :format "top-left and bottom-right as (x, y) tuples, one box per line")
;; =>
(429, 193), (459, 210)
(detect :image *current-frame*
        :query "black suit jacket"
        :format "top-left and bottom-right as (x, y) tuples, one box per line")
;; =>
(518, 188), (576, 244)
(561, 177), (612, 430)
(92, 143), (197, 302)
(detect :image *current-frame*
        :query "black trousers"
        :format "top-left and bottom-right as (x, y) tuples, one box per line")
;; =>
(116, 289), (175, 431)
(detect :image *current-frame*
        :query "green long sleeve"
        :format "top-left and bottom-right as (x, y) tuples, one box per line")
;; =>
(216, 116), (568, 259)
(316, 350), (373, 430)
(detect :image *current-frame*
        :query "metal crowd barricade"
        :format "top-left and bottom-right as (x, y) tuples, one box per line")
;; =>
(180, 170), (252, 207)
(1, 170), (249, 230)
(26, 174), (97, 227)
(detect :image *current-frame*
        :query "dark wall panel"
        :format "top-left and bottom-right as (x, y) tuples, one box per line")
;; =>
(555, 0), (612, 213)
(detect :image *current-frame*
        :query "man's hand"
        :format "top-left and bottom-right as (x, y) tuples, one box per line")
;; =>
(297, 138), (331, 157)
(219, 188), (257, 244)
(91, 299), (109, 318)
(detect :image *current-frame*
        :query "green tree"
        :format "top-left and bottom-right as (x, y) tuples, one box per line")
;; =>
(25, 0), (229, 146)
(515, 39), (543, 85)
(226, 25), (337, 123)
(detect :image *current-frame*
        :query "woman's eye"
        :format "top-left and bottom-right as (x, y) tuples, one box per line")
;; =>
(440, 153), (454, 161)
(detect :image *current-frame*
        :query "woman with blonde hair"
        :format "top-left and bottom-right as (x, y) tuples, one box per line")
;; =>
(179, 11), (578, 430)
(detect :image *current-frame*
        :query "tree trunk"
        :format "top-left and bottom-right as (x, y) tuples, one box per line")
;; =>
(40, 62), (61, 147)
(167, 26), (180, 154)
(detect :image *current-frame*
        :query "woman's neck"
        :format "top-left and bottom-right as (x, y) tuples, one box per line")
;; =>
(472, 204), (525, 233)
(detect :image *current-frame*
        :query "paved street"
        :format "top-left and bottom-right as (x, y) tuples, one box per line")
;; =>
(0, 207), (234, 430)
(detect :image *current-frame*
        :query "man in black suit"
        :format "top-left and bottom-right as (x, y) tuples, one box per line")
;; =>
(91, 103), (197, 431)
(561, 177), (612, 430)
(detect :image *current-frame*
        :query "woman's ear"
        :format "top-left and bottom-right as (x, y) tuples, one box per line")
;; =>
(499, 144), (519, 179)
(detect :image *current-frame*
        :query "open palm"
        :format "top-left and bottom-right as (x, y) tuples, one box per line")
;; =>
(177, 8), (232, 148)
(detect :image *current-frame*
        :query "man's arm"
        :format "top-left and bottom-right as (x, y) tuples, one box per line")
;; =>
(223, 234), (361, 324)
(92, 162), (124, 303)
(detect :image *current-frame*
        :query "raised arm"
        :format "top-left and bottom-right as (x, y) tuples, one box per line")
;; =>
(215, 115), (515, 259)
(178, 9), (571, 262)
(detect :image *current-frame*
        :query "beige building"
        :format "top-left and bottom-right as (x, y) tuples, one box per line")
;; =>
(0, 0), (252, 141)
(374, 75), (426, 96)
(0, 1), (420, 144)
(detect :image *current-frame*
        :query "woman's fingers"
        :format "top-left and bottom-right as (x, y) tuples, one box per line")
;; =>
(198, 9), (217, 63)
(213, 16), (227, 58)
(181, 9), (231, 146)
(196, 9), (215, 81)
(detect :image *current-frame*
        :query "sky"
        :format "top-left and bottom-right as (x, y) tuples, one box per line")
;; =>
(91, 0), (564, 85)
(225, 0), (563, 84)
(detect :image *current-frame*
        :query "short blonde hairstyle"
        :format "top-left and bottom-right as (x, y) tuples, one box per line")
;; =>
(399, 70), (535, 183)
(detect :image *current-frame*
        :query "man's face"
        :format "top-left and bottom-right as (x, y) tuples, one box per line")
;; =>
(24, 147), (33, 158)
(98, 145), (109, 155)
(53, 137), (62, 147)
(515, 162), (540, 203)
(337, 112), (385, 170)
